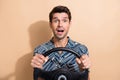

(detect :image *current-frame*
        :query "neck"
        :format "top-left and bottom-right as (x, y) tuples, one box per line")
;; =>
(53, 37), (68, 47)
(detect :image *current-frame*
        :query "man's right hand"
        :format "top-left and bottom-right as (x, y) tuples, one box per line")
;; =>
(31, 54), (49, 69)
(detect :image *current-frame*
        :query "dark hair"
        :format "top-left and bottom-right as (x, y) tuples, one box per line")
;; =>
(49, 5), (72, 22)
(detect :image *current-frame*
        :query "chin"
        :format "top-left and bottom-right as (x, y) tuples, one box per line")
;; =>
(56, 36), (66, 40)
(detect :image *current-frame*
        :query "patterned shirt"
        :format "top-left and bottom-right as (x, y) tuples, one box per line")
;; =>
(34, 37), (89, 72)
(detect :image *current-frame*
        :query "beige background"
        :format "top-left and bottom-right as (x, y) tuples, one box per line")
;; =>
(0, 0), (120, 80)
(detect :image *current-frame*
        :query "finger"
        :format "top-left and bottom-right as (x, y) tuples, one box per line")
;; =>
(35, 54), (44, 60)
(38, 54), (45, 59)
(84, 60), (91, 69)
(81, 61), (88, 68)
(31, 62), (42, 69)
(82, 63), (90, 69)
(85, 64), (90, 69)
(33, 55), (44, 63)
(81, 58), (87, 64)
(80, 54), (89, 65)
(81, 59), (91, 69)
(80, 61), (88, 69)
(31, 59), (43, 68)
(80, 54), (88, 60)
(31, 56), (44, 66)
(31, 59), (41, 66)
(37, 54), (49, 63)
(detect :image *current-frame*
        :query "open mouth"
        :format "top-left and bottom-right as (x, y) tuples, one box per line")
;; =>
(56, 29), (64, 35)
(57, 30), (64, 32)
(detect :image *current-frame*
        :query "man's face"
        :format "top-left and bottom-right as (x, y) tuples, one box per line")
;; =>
(50, 12), (71, 40)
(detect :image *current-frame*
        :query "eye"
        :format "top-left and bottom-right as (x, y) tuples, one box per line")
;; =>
(63, 19), (68, 22)
(52, 19), (59, 23)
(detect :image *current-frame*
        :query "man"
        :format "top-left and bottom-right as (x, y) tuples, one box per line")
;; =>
(31, 5), (91, 80)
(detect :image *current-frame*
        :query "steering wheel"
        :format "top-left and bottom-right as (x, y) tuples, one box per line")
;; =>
(37, 47), (89, 80)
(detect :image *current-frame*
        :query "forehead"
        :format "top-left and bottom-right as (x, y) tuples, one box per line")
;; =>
(52, 12), (69, 19)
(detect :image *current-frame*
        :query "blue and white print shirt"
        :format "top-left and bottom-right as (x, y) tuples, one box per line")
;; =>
(34, 37), (88, 72)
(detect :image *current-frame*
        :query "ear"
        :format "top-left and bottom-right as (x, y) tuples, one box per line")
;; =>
(69, 20), (72, 26)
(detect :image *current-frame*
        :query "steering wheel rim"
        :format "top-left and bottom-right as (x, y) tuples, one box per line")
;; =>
(43, 47), (81, 58)
(37, 47), (88, 80)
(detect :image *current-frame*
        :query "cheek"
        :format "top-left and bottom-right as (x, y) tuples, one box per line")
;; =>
(51, 23), (58, 28)
(50, 24), (56, 30)
(64, 24), (70, 31)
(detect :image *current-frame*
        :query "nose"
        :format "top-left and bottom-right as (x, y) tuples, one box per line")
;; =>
(58, 21), (62, 27)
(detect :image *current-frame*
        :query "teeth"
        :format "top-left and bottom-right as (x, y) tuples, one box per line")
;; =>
(57, 30), (64, 32)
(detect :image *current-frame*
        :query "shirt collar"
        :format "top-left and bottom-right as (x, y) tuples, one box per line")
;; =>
(49, 36), (77, 48)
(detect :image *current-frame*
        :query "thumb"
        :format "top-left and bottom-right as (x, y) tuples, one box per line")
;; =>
(45, 56), (49, 62)
(76, 58), (81, 64)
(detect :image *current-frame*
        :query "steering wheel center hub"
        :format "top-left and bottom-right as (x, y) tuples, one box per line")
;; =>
(58, 75), (67, 80)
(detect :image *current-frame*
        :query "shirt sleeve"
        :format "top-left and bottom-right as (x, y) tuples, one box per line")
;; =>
(33, 45), (48, 56)
(73, 43), (89, 56)
(79, 44), (89, 55)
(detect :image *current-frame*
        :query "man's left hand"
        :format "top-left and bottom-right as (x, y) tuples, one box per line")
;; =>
(76, 54), (91, 71)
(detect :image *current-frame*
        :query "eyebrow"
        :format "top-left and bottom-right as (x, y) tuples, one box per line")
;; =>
(52, 17), (69, 19)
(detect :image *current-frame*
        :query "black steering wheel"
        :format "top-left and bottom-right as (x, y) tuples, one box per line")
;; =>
(36, 47), (89, 80)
